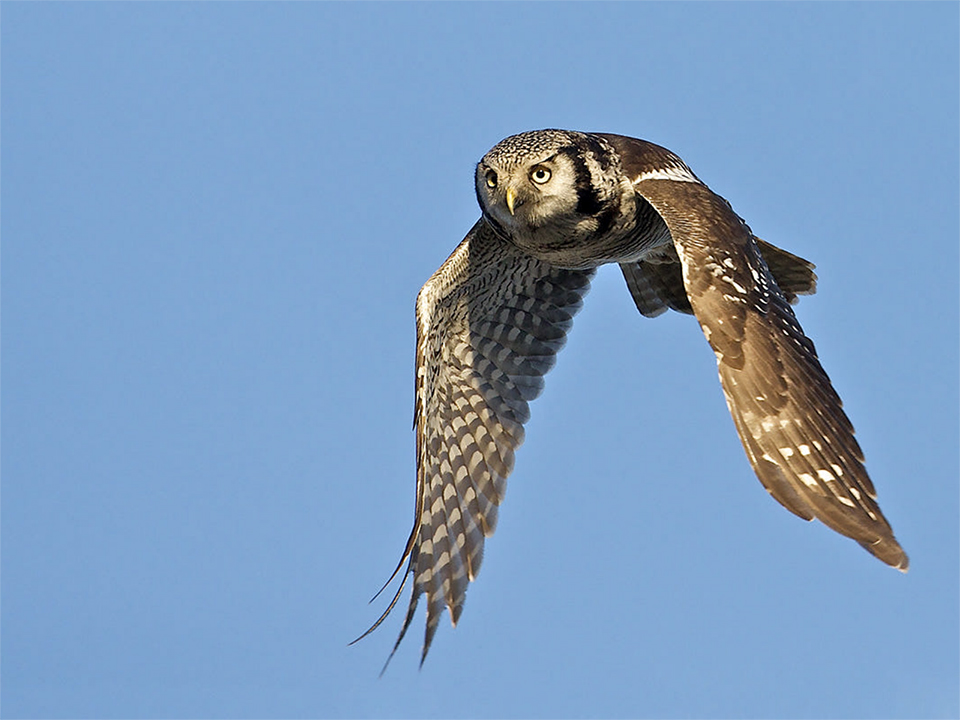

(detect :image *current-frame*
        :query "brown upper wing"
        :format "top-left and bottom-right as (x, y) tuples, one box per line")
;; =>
(600, 133), (907, 569)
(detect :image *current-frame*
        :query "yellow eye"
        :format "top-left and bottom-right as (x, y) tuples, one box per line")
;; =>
(530, 166), (551, 184)
(485, 169), (498, 188)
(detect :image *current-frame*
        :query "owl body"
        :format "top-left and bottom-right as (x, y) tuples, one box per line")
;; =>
(357, 129), (907, 670)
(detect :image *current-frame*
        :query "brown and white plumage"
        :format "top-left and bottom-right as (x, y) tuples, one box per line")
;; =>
(355, 130), (907, 668)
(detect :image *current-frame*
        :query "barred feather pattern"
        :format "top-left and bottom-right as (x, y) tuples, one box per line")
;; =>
(358, 220), (594, 667)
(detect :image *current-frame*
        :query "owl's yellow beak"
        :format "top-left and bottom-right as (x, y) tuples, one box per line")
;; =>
(506, 187), (517, 216)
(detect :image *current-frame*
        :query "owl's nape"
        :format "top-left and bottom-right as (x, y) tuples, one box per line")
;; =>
(358, 129), (907, 669)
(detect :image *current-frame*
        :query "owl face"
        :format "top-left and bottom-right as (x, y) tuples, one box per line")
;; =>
(473, 130), (640, 267)
(475, 143), (583, 233)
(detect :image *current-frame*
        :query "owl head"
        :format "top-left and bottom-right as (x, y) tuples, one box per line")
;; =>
(473, 129), (635, 266)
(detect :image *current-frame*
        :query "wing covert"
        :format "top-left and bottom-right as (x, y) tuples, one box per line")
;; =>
(619, 238), (817, 318)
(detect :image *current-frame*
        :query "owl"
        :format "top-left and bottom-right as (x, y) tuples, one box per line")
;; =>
(355, 130), (907, 669)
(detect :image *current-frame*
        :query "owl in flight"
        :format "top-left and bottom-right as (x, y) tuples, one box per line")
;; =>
(355, 130), (907, 668)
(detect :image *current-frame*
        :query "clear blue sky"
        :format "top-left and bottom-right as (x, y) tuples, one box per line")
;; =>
(3, 3), (958, 718)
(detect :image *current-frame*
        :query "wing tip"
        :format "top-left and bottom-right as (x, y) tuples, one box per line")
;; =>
(860, 535), (909, 573)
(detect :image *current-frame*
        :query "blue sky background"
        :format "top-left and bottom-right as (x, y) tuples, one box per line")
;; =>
(3, 3), (958, 719)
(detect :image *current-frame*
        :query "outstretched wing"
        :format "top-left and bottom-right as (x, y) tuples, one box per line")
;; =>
(601, 133), (908, 570)
(356, 220), (594, 667)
